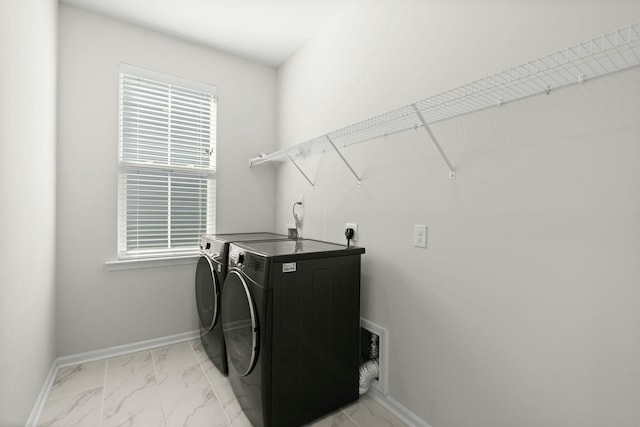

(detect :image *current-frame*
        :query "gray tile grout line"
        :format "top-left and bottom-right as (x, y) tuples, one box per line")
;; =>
(189, 339), (233, 426)
(342, 407), (363, 427)
(100, 359), (108, 424)
(42, 387), (99, 402)
(346, 396), (409, 427)
(150, 346), (169, 426)
(45, 362), (107, 401)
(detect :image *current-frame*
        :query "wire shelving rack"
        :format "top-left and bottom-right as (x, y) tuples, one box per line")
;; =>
(249, 23), (640, 185)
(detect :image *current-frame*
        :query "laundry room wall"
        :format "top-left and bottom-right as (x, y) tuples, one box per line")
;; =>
(275, 1), (640, 427)
(56, 5), (277, 357)
(0, 0), (57, 424)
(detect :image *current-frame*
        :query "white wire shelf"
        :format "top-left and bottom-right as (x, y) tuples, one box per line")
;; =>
(249, 23), (640, 182)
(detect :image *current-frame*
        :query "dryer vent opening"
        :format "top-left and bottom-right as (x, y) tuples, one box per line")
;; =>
(360, 319), (388, 396)
(359, 328), (380, 395)
(360, 328), (380, 363)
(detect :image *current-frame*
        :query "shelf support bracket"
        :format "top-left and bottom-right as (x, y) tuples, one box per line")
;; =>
(412, 104), (456, 178)
(325, 135), (362, 186)
(286, 154), (314, 188)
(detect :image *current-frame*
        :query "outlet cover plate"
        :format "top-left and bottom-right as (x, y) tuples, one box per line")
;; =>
(414, 224), (427, 248)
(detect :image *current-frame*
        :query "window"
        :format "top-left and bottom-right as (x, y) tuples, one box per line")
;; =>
(118, 64), (216, 259)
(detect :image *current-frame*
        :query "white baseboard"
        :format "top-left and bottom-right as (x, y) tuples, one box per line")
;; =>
(55, 329), (200, 368)
(25, 359), (58, 427)
(26, 330), (200, 427)
(367, 387), (433, 427)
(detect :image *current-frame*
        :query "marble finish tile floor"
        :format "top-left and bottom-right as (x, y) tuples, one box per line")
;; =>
(37, 340), (407, 427)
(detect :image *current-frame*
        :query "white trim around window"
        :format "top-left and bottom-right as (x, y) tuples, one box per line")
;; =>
(116, 64), (216, 262)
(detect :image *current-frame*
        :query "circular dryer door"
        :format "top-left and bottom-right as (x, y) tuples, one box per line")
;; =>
(195, 256), (220, 332)
(221, 269), (258, 376)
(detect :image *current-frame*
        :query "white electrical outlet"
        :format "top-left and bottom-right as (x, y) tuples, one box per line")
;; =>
(414, 224), (427, 248)
(346, 223), (358, 242)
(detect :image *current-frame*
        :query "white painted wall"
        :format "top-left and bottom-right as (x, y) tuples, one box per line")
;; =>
(276, 1), (640, 426)
(0, 0), (58, 424)
(57, 5), (277, 357)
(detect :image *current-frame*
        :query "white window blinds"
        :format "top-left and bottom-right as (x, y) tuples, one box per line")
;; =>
(118, 65), (216, 259)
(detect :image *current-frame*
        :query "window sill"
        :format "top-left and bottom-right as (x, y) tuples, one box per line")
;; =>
(105, 255), (200, 271)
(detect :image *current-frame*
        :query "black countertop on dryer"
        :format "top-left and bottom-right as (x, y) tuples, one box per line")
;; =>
(230, 238), (365, 262)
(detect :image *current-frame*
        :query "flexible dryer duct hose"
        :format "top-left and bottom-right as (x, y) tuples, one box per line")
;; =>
(359, 359), (379, 395)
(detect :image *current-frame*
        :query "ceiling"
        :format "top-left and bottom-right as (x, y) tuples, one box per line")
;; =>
(61, 0), (354, 67)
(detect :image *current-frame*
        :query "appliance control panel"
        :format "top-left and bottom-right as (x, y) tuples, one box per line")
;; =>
(228, 246), (245, 268)
(228, 245), (267, 283)
(200, 236), (221, 259)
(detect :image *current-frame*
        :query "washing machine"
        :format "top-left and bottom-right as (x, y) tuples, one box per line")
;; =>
(195, 233), (290, 375)
(221, 239), (365, 427)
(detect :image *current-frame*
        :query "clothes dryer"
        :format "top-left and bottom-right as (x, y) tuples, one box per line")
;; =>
(221, 239), (365, 427)
(195, 233), (290, 375)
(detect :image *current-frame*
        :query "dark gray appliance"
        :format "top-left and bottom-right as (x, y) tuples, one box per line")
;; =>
(221, 239), (365, 427)
(195, 233), (290, 375)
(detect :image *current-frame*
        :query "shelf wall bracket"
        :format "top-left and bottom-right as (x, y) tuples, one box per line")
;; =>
(286, 154), (315, 188)
(411, 103), (456, 178)
(325, 135), (362, 186)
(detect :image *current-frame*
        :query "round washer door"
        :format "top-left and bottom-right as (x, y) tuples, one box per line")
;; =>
(221, 269), (259, 376)
(195, 256), (220, 332)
